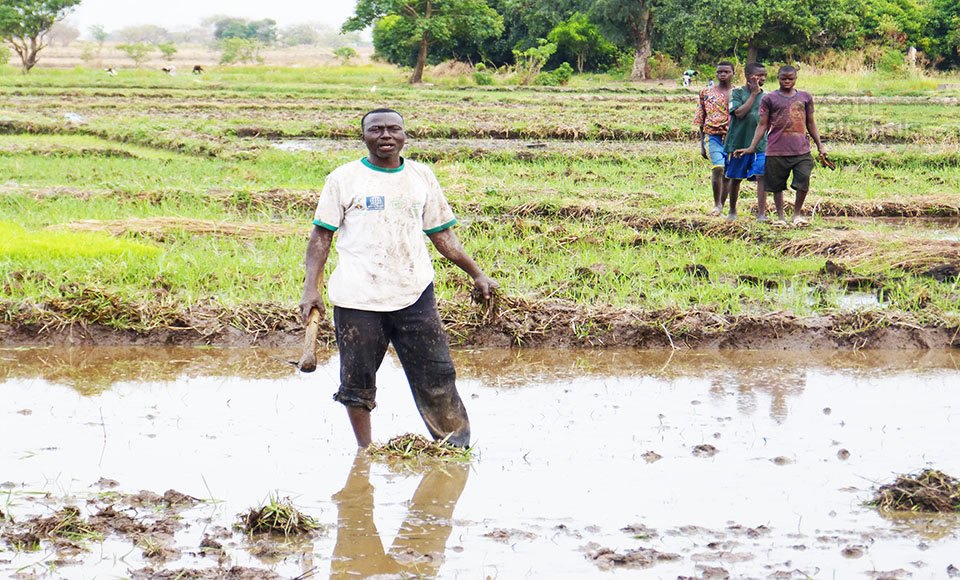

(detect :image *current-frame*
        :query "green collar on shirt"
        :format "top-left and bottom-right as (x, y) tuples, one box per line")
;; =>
(361, 157), (405, 173)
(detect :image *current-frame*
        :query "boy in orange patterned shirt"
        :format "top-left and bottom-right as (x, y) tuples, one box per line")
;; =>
(694, 62), (734, 216)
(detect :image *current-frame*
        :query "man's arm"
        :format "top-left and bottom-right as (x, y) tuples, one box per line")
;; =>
(428, 228), (498, 299)
(806, 98), (825, 154)
(300, 226), (334, 322)
(694, 91), (707, 159)
(733, 106), (768, 157)
(732, 83), (759, 119)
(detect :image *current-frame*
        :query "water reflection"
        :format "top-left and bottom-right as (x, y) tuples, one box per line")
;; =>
(709, 367), (808, 422)
(331, 453), (468, 579)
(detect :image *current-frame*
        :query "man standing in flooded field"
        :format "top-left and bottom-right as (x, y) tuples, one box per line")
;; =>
(299, 108), (498, 449)
(733, 65), (828, 226)
(723, 62), (768, 222)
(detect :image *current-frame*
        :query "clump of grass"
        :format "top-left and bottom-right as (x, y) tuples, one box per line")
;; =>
(0, 222), (160, 259)
(366, 433), (472, 462)
(238, 496), (320, 537)
(871, 469), (960, 512)
(30, 506), (103, 542)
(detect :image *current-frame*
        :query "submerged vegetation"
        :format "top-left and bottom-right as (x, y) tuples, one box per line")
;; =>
(0, 67), (957, 347)
(872, 469), (960, 513)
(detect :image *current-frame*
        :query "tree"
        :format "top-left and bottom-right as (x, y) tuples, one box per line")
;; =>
(117, 24), (170, 44)
(547, 12), (617, 72)
(923, 0), (960, 67)
(88, 23), (106, 47)
(280, 22), (320, 46)
(344, 0), (504, 84)
(218, 37), (264, 65)
(211, 17), (277, 44)
(157, 41), (177, 61)
(589, 0), (655, 80)
(0, 0), (82, 72)
(334, 46), (358, 64)
(48, 19), (77, 45)
(116, 42), (153, 67)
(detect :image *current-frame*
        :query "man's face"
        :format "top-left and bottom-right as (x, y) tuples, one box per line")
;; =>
(750, 68), (767, 87)
(716, 66), (734, 83)
(778, 71), (797, 91)
(362, 112), (405, 161)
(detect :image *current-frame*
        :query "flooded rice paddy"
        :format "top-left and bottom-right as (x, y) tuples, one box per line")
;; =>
(2, 347), (959, 578)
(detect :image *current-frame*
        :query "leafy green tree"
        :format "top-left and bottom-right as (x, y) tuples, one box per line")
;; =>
(213, 17), (277, 44)
(923, 0), (960, 67)
(334, 46), (358, 64)
(344, 0), (504, 84)
(218, 37), (264, 65)
(589, 0), (655, 80)
(0, 0), (82, 72)
(116, 42), (153, 67)
(513, 38), (556, 84)
(88, 23), (106, 47)
(547, 12), (617, 72)
(157, 41), (177, 61)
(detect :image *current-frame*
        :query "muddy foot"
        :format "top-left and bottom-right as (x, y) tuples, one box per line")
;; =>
(726, 213), (737, 222)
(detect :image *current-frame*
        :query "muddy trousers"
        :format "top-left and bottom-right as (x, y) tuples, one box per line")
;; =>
(332, 284), (471, 447)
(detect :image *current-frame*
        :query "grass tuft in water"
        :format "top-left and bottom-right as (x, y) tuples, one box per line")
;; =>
(871, 469), (960, 513)
(238, 495), (321, 537)
(366, 433), (472, 462)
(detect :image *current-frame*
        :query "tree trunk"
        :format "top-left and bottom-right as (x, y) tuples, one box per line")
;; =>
(410, 33), (428, 84)
(747, 42), (758, 65)
(629, 7), (653, 81)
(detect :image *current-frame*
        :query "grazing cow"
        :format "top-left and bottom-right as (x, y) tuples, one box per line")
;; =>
(104, 67), (117, 76)
(192, 65), (204, 75)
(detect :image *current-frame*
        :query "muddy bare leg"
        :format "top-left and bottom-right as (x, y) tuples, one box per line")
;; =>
(792, 188), (809, 222)
(727, 179), (741, 221)
(756, 176), (767, 221)
(711, 167), (725, 215)
(347, 407), (372, 448)
(772, 190), (786, 222)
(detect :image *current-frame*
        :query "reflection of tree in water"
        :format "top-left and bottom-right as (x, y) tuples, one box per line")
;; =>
(331, 453), (468, 579)
(0, 347), (317, 395)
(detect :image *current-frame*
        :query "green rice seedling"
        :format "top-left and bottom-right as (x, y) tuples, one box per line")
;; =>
(238, 495), (321, 537)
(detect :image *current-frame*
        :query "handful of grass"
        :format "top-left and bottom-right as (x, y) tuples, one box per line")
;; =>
(238, 496), (321, 537)
(366, 433), (471, 462)
(872, 469), (960, 513)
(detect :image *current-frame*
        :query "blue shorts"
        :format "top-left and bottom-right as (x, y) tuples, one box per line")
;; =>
(725, 152), (766, 181)
(704, 134), (726, 168)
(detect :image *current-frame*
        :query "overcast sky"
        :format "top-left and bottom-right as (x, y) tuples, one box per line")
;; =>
(69, 0), (359, 33)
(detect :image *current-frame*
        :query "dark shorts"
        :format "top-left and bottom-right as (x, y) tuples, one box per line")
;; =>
(332, 283), (470, 447)
(764, 153), (813, 192)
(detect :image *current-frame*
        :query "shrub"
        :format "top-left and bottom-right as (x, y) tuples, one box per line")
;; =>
(0, 44), (10, 67)
(117, 43), (154, 67)
(219, 38), (264, 65)
(877, 48), (907, 76)
(535, 62), (574, 86)
(648, 52), (682, 80)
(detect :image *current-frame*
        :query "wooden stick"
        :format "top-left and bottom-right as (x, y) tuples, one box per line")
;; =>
(297, 308), (322, 372)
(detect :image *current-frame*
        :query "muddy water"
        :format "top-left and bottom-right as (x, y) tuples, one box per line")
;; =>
(2, 348), (959, 578)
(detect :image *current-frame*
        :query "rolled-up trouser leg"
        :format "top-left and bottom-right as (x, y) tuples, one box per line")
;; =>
(333, 306), (391, 411)
(389, 284), (471, 447)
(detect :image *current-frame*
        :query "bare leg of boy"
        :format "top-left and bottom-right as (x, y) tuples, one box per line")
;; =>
(772, 190), (787, 223)
(726, 179), (740, 221)
(792, 188), (809, 224)
(711, 167), (725, 215)
(756, 177), (768, 222)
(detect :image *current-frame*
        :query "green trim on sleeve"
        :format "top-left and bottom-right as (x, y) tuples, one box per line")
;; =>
(424, 218), (457, 235)
(361, 157), (405, 173)
(313, 219), (338, 231)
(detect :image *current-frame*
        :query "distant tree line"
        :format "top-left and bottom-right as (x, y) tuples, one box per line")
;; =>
(345, 0), (960, 82)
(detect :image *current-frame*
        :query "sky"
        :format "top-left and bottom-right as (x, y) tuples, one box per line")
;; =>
(68, 0), (359, 34)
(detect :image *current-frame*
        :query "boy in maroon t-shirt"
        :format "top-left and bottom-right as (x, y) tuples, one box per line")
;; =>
(733, 65), (828, 226)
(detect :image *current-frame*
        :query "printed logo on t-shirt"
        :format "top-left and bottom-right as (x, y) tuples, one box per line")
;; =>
(365, 196), (385, 211)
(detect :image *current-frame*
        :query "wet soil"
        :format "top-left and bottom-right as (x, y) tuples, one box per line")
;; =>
(1, 347), (958, 578)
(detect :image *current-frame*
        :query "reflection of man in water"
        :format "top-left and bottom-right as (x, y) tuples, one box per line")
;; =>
(330, 453), (469, 578)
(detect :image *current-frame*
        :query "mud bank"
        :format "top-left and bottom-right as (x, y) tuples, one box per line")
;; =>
(0, 307), (956, 349)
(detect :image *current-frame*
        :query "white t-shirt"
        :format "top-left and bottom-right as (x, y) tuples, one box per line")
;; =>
(312, 157), (457, 312)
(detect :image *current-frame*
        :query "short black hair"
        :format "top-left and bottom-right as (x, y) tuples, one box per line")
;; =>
(778, 64), (798, 76)
(716, 61), (735, 70)
(361, 108), (404, 131)
(745, 62), (766, 75)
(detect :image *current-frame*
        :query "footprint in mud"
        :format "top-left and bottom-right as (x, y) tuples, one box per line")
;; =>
(841, 544), (865, 558)
(692, 444), (718, 458)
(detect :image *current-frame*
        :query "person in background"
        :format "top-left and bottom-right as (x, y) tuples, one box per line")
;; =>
(694, 61), (735, 216)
